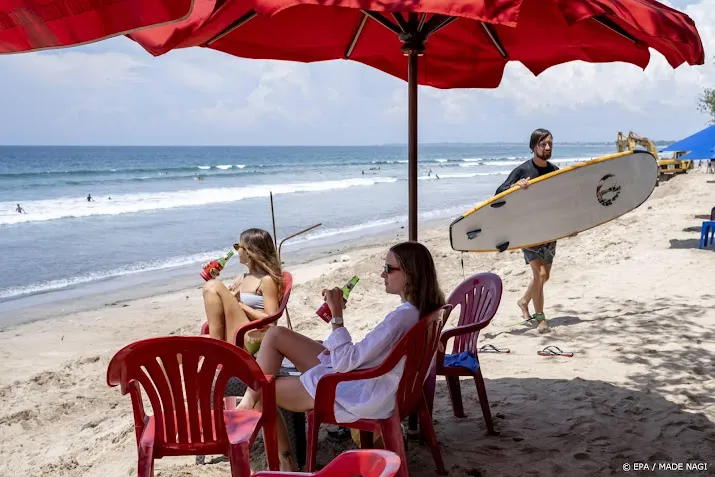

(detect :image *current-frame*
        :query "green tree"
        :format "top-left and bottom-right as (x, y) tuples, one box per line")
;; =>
(698, 87), (715, 123)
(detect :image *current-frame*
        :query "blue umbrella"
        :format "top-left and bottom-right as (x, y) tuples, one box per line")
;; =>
(661, 124), (715, 154)
(681, 147), (715, 160)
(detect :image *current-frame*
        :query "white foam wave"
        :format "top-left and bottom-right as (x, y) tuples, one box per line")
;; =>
(0, 177), (397, 226)
(0, 249), (225, 300)
(197, 165), (211, 170)
(235, 164), (246, 168)
(435, 159), (448, 163)
(485, 160), (522, 166)
(418, 171), (509, 180)
(286, 202), (478, 247)
(462, 157), (483, 162)
(0, 199), (476, 299)
(215, 164), (232, 170)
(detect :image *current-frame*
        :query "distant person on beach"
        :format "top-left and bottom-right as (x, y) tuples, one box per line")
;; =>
(495, 128), (566, 334)
(87, 194), (93, 202)
(202, 228), (283, 353)
(235, 241), (445, 471)
(15, 203), (25, 214)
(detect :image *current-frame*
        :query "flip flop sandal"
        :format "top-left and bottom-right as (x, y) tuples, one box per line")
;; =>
(537, 346), (574, 357)
(478, 344), (511, 354)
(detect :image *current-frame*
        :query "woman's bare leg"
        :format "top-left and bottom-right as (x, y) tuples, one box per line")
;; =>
(254, 377), (315, 471)
(239, 327), (322, 471)
(238, 326), (324, 409)
(203, 279), (250, 342)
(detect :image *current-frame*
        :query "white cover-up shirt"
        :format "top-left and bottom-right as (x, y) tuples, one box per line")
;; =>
(299, 302), (419, 423)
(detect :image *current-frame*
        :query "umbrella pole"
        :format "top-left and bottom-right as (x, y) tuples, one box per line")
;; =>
(407, 50), (420, 439)
(408, 51), (419, 242)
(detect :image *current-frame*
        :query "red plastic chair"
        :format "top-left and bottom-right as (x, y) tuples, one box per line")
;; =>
(252, 450), (401, 477)
(305, 304), (453, 477)
(201, 271), (293, 349)
(106, 336), (279, 477)
(425, 273), (502, 435)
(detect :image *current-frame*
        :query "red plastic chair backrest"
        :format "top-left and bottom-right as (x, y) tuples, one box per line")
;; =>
(383, 304), (452, 420)
(446, 273), (502, 355)
(277, 271), (293, 314)
(106, 336), (268, 451)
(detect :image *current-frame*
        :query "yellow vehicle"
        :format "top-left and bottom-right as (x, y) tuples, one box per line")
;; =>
(616, 131), (692, 175)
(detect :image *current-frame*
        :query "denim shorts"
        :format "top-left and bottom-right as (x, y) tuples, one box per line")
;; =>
(523, 241), (557, 265)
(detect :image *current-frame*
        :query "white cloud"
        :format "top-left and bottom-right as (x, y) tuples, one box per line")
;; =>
(426, 0), (715, 123)
(0, 0), (712, 145)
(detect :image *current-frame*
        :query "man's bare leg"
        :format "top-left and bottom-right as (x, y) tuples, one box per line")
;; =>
(529, 261), (551, 333)
(518, 280), (535, 320)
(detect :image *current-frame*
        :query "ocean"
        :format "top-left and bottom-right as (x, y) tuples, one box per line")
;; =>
(0, 143), (615, 323)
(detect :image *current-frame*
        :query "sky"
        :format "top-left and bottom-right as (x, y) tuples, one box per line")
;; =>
(0, 0), (712, 146)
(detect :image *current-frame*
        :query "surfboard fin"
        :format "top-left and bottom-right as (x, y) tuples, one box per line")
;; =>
(496, 241), (509, 252)
(490, 200), (506, 208)
(466, 229), (481, 240)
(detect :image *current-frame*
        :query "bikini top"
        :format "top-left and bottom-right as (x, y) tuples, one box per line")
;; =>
(240, 275), (265, 311)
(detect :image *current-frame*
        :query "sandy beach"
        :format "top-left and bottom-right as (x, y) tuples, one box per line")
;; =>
(1, 170), (714, 477)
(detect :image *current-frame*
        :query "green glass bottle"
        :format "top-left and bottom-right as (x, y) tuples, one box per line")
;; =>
(317, 275), (359, 322)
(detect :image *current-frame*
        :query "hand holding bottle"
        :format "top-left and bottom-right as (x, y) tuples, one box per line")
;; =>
(316, 276), (359, 323)
(321, 287), (347, 317)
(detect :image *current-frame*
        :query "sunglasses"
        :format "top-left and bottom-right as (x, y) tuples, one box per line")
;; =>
(233, 243), (244, 251)
(383, 264), (402, 274)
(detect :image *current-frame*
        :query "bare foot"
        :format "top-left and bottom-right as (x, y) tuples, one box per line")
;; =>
(280, 452), (298, 472)
(236, 391), (258, 411)
(537, 318), (551, 334)
(517, 298), (531, 320)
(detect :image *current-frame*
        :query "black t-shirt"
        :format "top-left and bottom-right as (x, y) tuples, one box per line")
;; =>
(495, 159), (559, 195)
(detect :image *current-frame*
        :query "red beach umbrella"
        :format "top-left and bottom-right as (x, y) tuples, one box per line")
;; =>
(0, 0), (194, 54)
(130, 0), (704, 242)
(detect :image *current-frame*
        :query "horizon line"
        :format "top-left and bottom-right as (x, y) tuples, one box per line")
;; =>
(0, 140), (675, 147)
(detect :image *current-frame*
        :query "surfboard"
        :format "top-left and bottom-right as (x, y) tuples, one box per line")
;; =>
(449, 150), (658, 253)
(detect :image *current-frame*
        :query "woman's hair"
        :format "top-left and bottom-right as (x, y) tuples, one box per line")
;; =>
(240, 228), (283, 296)
(529, 128), (552, 151)
(389, 241), (445, 317)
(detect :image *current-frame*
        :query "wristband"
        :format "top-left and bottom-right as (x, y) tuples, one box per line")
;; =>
(330, 316), (344, 325)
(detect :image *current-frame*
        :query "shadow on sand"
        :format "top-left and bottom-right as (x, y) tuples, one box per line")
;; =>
(411, 377), (715, 476)
(669, 238), (703, 249)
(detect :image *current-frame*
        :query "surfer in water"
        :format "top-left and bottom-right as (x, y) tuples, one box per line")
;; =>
(495, 128), (560, 333)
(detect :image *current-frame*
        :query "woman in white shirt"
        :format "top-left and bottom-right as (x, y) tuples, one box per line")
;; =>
(237, 241), (446, 471)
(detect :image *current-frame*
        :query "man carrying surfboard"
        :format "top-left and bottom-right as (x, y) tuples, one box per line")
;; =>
(495, 128), (559, 333)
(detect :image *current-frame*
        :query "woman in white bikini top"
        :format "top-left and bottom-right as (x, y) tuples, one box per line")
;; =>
(202, 228), (283, 350)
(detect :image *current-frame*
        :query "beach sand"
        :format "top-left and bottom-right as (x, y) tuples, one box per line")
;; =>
(1, 171), (714, 476)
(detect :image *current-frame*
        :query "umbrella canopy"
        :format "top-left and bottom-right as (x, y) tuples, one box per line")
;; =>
(131, 0), (703, 88)
(129, 0), (704, 242)
(0, 0), (194, 54)
(661, 124), (715, 155)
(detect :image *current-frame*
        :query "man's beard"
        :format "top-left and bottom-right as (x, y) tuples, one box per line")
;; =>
(537, 151), (552, 161)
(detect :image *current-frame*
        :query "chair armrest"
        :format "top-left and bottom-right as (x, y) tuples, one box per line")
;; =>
(234, 310), (284, 348)
(313, 361), (395, 422)
(439, 321), (488, 346)
(435, 321), (487, 369)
